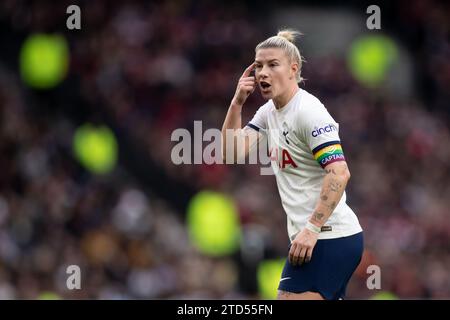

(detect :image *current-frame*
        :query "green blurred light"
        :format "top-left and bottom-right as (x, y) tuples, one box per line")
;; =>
(20, 33), (69, 89)
(73, 123), (118, 174)
(38, 291), (61, 300)
(348, 35), (398, 88)
(370, 291), (399, 300)
(257, 259), (285, 299)
(187, 191), (241, 257)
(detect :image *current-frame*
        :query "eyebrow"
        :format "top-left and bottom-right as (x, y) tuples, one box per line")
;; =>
(255, 59), (280, 63)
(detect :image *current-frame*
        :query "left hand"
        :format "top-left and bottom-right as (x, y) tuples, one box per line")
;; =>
(289, 228), (319, 266)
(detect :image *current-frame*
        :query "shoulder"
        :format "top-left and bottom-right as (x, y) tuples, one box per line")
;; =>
(247, 100), (274, 131)
(252, 100), (275, 121)
(294, 89), (332, 126)
(259, 100), (275, 114)
(300, 88), (323, 105)
(298, 89), (326, 115)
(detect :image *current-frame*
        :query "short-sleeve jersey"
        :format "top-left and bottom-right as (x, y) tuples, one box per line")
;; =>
(247, 88), (362, 240)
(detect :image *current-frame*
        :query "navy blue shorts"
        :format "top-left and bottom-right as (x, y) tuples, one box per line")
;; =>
(278, 232), (363, 300)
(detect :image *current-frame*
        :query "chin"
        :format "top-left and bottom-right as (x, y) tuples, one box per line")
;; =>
(260, 90), (273, 100)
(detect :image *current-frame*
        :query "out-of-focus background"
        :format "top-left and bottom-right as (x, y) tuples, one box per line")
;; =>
(0, 0), (449, 299)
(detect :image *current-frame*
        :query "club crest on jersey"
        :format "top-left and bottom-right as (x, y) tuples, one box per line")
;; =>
(269, 147), (298, 170)
(311, 124), (337, 137)
(282, 122), (290, 144)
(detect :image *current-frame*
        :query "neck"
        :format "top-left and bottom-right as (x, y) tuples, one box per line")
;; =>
(273, 85), (299, 109)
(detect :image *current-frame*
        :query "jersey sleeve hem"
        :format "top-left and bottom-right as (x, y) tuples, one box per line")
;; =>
(246, 123), (261, 132)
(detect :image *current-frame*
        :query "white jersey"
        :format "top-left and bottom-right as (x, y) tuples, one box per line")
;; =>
(247, 88), (362, 240)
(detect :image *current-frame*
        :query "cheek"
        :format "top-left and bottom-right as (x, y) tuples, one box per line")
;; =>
(273, 71), (287, 85)
(282, 69), (292, 83)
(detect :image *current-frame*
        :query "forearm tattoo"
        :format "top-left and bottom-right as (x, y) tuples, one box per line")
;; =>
(313, 165), (348, 226)
(329, 180), (342, 192)
(312, 211), (325, 223)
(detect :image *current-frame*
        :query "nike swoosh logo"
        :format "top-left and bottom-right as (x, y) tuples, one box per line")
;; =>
(280, 277), (291, 282)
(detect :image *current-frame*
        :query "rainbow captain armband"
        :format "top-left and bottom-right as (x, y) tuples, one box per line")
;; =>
(312, 141), (346, 169)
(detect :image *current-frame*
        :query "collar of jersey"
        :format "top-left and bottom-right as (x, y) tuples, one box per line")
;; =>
(271, 88), (301, 113)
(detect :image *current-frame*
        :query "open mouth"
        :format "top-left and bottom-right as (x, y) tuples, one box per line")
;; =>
(260, 81), (271, 91)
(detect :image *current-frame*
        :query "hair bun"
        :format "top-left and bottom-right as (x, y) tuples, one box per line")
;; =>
(277, 29), (301, 43)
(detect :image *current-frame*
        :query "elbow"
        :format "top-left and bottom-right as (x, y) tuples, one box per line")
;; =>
(221, 130), (245, 164)
(220, 137), (226, 160)
(221, 146), (232, 164)
(220, 132), (228, 163)
(220, 140), (237, 164)
(343, 168), (351, 182)
(333, 164), (351, 183)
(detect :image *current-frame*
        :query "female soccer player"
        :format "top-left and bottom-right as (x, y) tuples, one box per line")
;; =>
(221, 30), (363, 300)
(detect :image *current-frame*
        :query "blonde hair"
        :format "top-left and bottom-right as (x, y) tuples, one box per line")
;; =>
(255, 29), (305, 83)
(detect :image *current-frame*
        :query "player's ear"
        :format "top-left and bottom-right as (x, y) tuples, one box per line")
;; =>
(290, 63), (299, 79)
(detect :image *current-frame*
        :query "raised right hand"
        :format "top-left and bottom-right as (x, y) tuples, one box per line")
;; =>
(232, 62), (256, 107)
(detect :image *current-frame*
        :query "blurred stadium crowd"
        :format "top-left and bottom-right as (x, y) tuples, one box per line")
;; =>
(0, 0), (449, 299)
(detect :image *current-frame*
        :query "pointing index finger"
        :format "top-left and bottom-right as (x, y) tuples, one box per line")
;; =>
(242, 62), (256, 77)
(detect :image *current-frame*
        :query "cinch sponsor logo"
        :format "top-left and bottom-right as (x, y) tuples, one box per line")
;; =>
(311, 124), (337, 137)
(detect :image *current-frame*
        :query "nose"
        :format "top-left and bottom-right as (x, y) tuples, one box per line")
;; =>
(258, 65), (269, 80)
